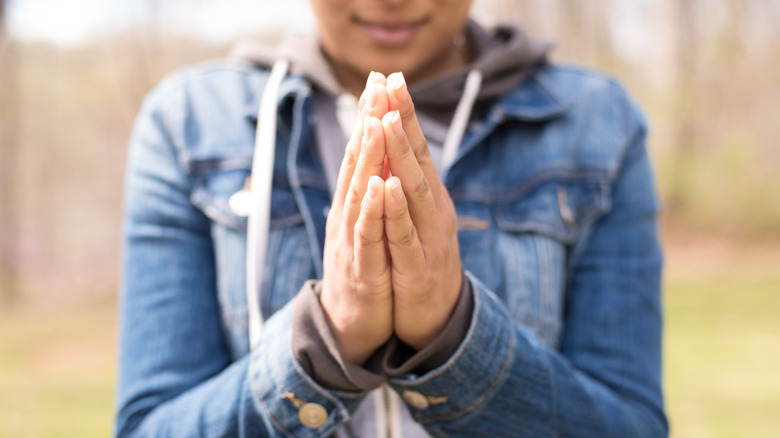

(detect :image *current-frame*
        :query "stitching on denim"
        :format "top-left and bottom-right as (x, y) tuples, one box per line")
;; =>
(187, 156), (253, 174)
(448, 166), (614, 204)
(259, 397), (296, 438)
(390, 279), (484, 387)
(531, 70), (566, 108)
(190, 188), (248, 230)
(167, 79), (191, 172)
(418, 314), (518, 424)
(247, 354), (296, 438)
(548, 330), (560, 438)
(495, 221), (573, 244)
(389, 284), (518, 421)
(287, 326), (350, 419)
(286, 85), (325, 277)
(213, 224), (250, 334)
(535, 233), (558, 347)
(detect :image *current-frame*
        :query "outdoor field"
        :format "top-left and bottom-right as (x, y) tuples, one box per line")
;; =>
(2, 1), (779, 437)
(1, 232), (778, 438)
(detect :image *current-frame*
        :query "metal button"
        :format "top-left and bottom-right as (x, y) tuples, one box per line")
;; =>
(557, 186), (574, 227)
(228, 189), (253, 217)
(298, 402), (327, 429)
(402, 390), (430, 410)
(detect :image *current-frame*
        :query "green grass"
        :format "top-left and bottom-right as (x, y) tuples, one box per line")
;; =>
(1, 245), (778, 438)
(0, 306), (116, 438)
(664, 260), (780, 437)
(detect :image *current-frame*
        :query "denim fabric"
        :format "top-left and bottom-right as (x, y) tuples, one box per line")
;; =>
(117, 60), (666, 437)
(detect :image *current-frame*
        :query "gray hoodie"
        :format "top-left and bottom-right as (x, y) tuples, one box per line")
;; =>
(231, 18), (550, 191)
(231, 19), (550, 117)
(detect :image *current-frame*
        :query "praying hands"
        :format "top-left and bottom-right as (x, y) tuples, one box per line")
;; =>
(320, 72), (464, 365)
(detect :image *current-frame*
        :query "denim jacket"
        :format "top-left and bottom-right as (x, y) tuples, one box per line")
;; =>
(117, 59), (666, 437)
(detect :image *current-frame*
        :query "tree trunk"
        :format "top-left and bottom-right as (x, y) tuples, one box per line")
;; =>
(667, 0), (699, 214)
(0, 0), (20, 305)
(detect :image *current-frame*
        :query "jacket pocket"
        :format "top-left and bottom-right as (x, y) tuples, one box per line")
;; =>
(189, 162), (304, 231)
(455, 172), (612, 349)
(187, 160), (306, 359)
(494, 177), (611, 245)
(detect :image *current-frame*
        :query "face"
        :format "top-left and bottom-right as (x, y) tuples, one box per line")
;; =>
(310, 0), (473, 90)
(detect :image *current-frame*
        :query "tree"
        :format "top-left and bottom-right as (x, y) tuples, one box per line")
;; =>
(666, 0), (699, 213)
(1, 0), (20, 305)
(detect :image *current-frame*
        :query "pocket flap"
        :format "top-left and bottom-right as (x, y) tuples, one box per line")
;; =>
(190, 166), (303, 231)
(495, 178), (611, 244)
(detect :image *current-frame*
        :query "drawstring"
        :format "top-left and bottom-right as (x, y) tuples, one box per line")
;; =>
(246, 59), (289, 348)
(243, 63), (481, 348)
(441, 69), (483, 173)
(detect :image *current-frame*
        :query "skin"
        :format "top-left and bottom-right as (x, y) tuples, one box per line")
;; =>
(315, 0), (472, 365)
(309, 0), (474, 96)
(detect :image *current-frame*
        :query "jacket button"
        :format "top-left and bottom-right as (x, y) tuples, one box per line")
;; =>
(402, 390), (430, 410)
(228, 189), (253, 217)
(298, 402), (327, 429)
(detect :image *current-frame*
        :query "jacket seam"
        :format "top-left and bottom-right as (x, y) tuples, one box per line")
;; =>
(447, 166), (616, 204)
(259, 398), (296, 438)
(390, 279), (484, 386)
(288, 329), (351, 418)
(418, 320), (517, 423)
(248, 355), (296, 438)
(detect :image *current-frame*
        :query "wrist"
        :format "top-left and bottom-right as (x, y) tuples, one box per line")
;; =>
(396, 275), (462, 351)
(319, 284), (391, 365)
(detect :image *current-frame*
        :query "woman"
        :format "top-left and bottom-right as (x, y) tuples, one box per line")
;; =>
(117, 0), (667, 437)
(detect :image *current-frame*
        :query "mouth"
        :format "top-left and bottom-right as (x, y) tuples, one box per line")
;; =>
(353, 15), (431, 47)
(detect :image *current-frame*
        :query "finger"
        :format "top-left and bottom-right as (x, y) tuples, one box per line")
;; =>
(383, 176), (425, 273)
(333, 73), (388, 213)
(385, 72), (440, 198)
(382, 156), (390, 180)
(363, 82), (390, 120)
(381, 110), (441, 243)
(342, 116), (387, 238)
(353, 176), (388, 278)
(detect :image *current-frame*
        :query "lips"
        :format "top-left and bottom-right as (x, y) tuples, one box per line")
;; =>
(354, 16), (430, 47)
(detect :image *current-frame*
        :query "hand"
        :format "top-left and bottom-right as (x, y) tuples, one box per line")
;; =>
(381, 73), (463, 351)
(320, 73), (394, 365)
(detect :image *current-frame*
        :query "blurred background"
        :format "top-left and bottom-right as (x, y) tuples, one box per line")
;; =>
(1, 0), (778, 436)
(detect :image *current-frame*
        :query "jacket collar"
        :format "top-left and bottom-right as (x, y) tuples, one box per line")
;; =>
(243, 73), (309, 121)
(242, 64), (573, 123)
(493, 64), (574, 122)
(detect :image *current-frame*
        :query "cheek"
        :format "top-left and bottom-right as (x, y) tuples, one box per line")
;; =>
(312, 8), (354, 57)
(440, 0), (472, 27)
(310, 0), (350, 35)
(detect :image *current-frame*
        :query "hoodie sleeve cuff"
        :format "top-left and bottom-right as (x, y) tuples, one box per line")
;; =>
(291, 280), (386, 392)
(384, 272), (474, 376)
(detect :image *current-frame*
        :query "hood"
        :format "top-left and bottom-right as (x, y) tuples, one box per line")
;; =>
(229, 20), (552, 123)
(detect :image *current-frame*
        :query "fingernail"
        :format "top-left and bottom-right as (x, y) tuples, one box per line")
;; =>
(389, 110), (403, 138)
(387, 72), (403, 90)
(390, 178), (403, 200)
(388, 72), (409, 103)
(368, 71), (385, 84)
(357, 95), (365, 112)
(362, 116), (372, 143)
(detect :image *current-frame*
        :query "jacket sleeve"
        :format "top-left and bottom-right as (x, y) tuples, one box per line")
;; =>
(386, 86), (667, 438)
(116, 77), (367, 438)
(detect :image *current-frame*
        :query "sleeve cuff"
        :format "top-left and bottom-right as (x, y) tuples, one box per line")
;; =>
(248, 297), (363, 437)
(291, 280), (386, 392)
(387, 271), (517, 422)
(383, 271), (474, 376)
